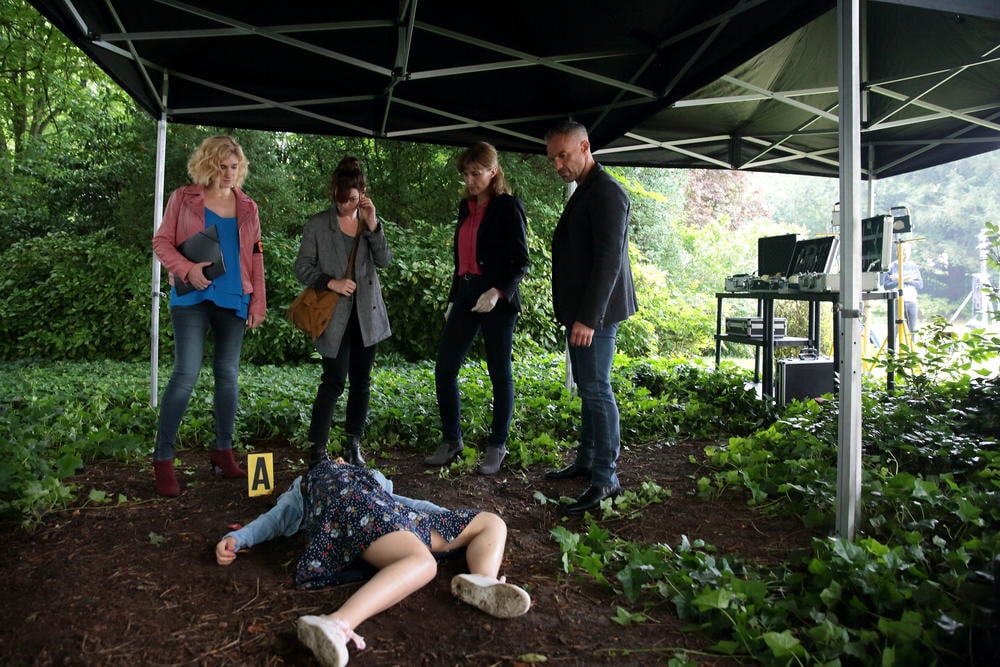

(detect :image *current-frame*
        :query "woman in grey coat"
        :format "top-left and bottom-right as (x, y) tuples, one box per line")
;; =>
(294, 157), (392, 467)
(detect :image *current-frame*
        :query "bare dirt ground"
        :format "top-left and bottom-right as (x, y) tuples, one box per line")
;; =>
(0, 439), (816, 666)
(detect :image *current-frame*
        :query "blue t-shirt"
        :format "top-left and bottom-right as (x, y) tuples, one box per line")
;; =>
(171, 209), (250, 318)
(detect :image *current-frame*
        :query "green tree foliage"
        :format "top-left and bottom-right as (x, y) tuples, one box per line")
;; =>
(872, 151), (1000, 304)
(0, 0), (148, 247)
(751, 172), (839, 235)
(611, 165), (688, 270)
(0, 230), (151, 360)
(0, 0), (93, 155)
(4, 0), (999, 366)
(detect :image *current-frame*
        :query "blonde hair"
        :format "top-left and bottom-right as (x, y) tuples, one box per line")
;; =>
(187, 135), (249, 188)
(456, 141), (511, 198)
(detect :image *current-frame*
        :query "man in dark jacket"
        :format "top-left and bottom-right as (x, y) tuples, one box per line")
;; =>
(544, 119), (637, 513)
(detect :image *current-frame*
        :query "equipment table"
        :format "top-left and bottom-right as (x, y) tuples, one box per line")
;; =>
(715, 290), (896, 397)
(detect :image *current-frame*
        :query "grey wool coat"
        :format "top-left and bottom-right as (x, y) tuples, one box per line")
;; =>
(293, 209), (392, 358)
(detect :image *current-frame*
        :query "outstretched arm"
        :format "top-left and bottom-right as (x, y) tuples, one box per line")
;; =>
(215, 477), (305, 565)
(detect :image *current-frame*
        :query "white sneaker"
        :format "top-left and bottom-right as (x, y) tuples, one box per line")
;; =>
(451, 573), (531, 618)
(296, 615), (365, 667)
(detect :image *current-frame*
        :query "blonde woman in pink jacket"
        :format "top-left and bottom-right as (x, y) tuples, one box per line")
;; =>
(151, 135), (267, 497)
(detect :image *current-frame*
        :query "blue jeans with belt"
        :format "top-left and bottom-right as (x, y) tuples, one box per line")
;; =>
(155, 301), (246, 460)
(567, 322), (621, 488)
(435, 274), (518, 447)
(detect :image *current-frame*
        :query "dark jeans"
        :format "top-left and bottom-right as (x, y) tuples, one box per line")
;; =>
(308, 307), (377, 445)
(155, 301), (246, 460)
(435, 275), (518, 447)
(567, 322), (621, 488)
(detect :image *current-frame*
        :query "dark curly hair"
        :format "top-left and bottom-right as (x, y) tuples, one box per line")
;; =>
(329, 156), (367, 204)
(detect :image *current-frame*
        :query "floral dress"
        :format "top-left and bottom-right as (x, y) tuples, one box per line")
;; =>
(295, 459), (479, 589)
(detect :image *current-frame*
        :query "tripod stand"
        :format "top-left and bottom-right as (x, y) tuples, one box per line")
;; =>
(877, 237), (920, 355)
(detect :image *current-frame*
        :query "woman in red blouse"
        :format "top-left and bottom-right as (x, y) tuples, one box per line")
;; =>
(424, 142), (529, 475)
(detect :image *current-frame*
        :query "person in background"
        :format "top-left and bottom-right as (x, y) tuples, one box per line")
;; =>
(424, 142), (530, 475)
(543, 120), (637, 514)
(215, 458), (531, 667)
(151, 135), (267, 497)
(883, 242), (923, 334)
(294, 157), (392, 469)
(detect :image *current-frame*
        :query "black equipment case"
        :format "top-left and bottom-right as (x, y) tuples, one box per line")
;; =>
(776, 357), (835, 406)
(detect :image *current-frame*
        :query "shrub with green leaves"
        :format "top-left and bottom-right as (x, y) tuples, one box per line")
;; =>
(553, 320), (1000, 666)
(0, 355), (762, 526)
(0, 230), (151, 360)
(0, 223), (721, 364)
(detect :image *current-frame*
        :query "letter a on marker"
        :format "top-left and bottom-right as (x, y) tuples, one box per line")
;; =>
(248, 453), (274, 497)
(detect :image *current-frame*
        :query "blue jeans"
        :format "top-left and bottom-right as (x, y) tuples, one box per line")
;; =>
(308, 307), (377, 445)
(155, 302), (246, 460)
(435, 275), (518, 447)
(903, 301), (918, 334)
(567, 322), (621, 488)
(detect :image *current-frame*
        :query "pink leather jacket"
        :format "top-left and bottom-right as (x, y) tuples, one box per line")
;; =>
(152, 184), (267, 317)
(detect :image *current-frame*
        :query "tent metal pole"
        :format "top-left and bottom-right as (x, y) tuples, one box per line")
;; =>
(867, 150), (875, 217)
(836, 0), (864, 540)
(150, 73), (169, 408)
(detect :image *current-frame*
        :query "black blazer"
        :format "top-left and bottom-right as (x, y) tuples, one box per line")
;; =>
(551, 163), (637, 329)
(448, 193), (530, 312)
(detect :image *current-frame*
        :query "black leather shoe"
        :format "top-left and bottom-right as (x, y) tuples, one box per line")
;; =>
(308, 442), (329, 469)
(345, 435), (365, 467)
(545, 462), (592, 480)
(565, 484), (621, 514)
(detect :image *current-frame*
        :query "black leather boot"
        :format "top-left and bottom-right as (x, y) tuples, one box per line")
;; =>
(345, 434), (365, 466)
(308, 441), (329, 468)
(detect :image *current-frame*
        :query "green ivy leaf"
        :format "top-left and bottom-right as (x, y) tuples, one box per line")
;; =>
(761, 630), (803, 657)
(87, 489), (109, 504)
(692, 588), (732, 611)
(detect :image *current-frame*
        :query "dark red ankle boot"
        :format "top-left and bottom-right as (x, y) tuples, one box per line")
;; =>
(153, 459), (180, 497)
(209, 449), (246, 478)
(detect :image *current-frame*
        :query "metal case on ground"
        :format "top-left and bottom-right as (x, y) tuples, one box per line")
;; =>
(776, 357), (835, 406)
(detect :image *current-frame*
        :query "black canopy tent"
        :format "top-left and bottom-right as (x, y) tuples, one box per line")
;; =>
(27, 0), (1000, 177)
(26, 0), (1000, 538)
(604, 1), (1000, 178)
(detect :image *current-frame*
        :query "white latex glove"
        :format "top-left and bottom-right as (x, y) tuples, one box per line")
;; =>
(445, 302), (454, 321)
(471, 288), (500, 313)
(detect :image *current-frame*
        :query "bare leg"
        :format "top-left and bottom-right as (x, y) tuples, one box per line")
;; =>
(433, 512), (531, 618)
(431, 511), (507, 577)
(297, 531), (438, 667)
(330, 530), (438, 630)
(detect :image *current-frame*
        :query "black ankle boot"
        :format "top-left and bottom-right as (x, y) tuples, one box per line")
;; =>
(308, 442), (329, 468)
(345, 435), (365, 466)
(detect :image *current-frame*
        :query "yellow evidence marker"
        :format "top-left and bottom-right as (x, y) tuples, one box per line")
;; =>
(247, 453), (275, 497)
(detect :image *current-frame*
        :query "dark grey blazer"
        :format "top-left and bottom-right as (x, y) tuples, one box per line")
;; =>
(294, 210), (392, 358)
(551, 163), (637, 330)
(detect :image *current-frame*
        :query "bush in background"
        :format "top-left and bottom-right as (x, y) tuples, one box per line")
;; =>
(1, 222), (708, 363)
(0, 230), (151, 360)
